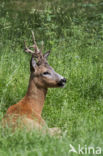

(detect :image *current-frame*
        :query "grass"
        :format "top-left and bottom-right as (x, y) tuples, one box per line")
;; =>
(0, 0), (103, 156)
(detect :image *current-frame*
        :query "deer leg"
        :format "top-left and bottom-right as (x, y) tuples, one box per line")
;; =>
(39, 117), (61, 136)
(48, 127), (61, 136)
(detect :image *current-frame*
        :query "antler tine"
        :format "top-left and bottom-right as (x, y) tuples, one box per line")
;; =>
(31, 31), (36, 45)
(31, 31), (40, 53)
(24, 32), (44, 64)
(24, 41), (34, 54)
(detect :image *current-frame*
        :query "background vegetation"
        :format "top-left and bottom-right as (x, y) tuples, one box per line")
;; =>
(0, 0), (103, 155)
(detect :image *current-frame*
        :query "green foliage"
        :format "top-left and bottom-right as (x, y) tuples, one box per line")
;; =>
(0, 0), (103, 155)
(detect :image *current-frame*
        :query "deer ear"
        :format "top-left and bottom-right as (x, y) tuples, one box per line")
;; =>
(30, 57), (36, 72)
(43, 51), (50, 59)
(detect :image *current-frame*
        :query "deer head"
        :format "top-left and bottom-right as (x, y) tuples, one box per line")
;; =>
(24, 31), (66, 89)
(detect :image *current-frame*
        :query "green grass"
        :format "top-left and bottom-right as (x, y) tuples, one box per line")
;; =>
(0, 0), (103, 156)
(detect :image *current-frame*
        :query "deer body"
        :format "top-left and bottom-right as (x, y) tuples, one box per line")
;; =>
(2, 32), (66, 135)
(5, 77), (47, 129)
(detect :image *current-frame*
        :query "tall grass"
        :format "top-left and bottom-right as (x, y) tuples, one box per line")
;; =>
(0, 0), (103, 155)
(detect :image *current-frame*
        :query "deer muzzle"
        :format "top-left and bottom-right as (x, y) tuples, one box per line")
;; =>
(58, 78), (66, 87)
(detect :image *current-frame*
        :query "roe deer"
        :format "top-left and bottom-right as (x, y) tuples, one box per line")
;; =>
(2, 32), (66, 135)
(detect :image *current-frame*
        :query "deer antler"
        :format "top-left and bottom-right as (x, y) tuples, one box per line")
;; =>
(24, 31), (44, 63)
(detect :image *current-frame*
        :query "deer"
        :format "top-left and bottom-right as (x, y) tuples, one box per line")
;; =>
(2, 32), (66, 135)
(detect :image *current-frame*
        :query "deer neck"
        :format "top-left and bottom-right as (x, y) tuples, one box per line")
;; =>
(25, 74), (47, 115)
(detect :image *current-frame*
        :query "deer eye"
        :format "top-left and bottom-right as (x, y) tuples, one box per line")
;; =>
(43, 72), (50, 75)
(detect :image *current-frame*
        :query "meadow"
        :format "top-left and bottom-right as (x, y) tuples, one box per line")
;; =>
(0, 0), (103, 155)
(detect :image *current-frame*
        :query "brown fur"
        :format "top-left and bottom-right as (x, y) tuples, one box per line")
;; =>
(2, 65), (62, 135)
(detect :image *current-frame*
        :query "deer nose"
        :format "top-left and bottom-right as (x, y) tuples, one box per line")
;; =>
(61, 78), (66, 83)
(58, 78), (66, 87)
